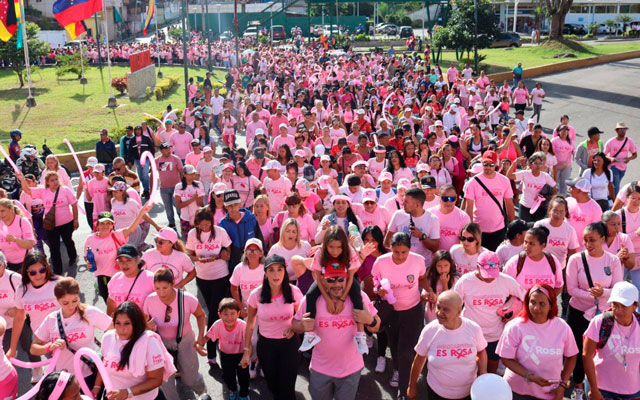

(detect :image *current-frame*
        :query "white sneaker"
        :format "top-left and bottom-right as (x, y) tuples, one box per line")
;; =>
(354, 332), (369, 355)
(571, 388), (585, 400)
(375, 356), (386, 373)
(249, 361), (257, 379)
(299, 332), (322, 352)
(31, 366), (43, 384)
(389, 370), (399, 388)
(366, 335), (374, 348)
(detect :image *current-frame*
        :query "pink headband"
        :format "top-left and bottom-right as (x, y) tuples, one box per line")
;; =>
(531, 285), (551, 301)
(50, 371), (71, 400)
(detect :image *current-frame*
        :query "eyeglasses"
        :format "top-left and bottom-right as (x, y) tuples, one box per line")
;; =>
(458, 236), (476, 243)
(155, 238), (168, 245)
(482, 162), (495, 168)
(441, 196), (456, 203)
(28, 268), (47, 276)
(164, 305), (172, 323)
(326, 277), (346, 283)
(530, 161), (543, 166)
(246, 249), (261, 254)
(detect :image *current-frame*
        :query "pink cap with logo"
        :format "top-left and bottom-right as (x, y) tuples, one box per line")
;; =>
(477, 251), (501, 279)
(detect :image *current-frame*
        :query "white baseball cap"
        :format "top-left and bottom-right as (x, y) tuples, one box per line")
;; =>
(244, 238), (263, 251)
(608, 281), (639, 307)
(262, 159), (283, 171)
(567, 177), (591, 193)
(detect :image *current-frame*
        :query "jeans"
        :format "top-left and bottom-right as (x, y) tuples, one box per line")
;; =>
(46, 220), (78, 275)
(136, 159), (150, 193)
(531, 103), (542, 123)
(309, 368), (362, 400)
(556, 165), (572, 196)
(212, 114), (221, 134)
(160, 187), (177, 227)
(387, 303), (424, 398)
(611, 166), (626, 195)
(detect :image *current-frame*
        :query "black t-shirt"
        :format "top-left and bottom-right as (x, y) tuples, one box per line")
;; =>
(520, 135), (541, 159)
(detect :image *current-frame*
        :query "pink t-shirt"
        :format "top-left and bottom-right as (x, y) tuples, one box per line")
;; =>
(266, 241), (312, 281)
(31, 186), (77, 226)
(35, 306), (112, 377)
(371, 252), (426, 311)
(15, 280), (59, 331)
(229, 263), (265, 306)
(0, 271), (20, 329)
(0, 215), (34, 264)
(454, 273), (525, 341)
(619, 208), (640, 264)
(143, 290), (198, 340)
(169, 131), (194, 160)
(497, 317), (578, 399)
(414, 318), (488, 399)
(450, 245), (487, 276)
(605, 136), (638, 171)
(263, 176), (292, 216)
(100, 330), (165, 400)
(567, 198), (603, 251)
(206, 319), (246, 354)
(185, 152), (203, 168)
(107, 270), (155, 309)
(356, 205), (391, 234)
(514, 170), (556, 208)
(294, 291), (378, 378)
(496, 242), (523, 267)
(174, 183), (205, 225)
(512, 88), (529, 104)
(141, 250), (194, 285)
(465, 174), (514, 233)
(566, 251), (623, 318)
(551, 137), (575, 165)
(185, 227), (232, 280)
(534, 219), (580, 268)
(110, 198), (141, 230)
(87, 178), (109, 218)
(311, 247), (360, 273)
(584, 313), (640, 395)
(503, 253), (564, 291)
(84, 230), (127, 277)
(603, 233), (635, 263)
(0, 316), (12, 381)
(247, 284), (303, 339)
(429, 206), (470, 251)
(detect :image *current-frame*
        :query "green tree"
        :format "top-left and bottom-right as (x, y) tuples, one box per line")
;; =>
(545, 0), (574, 40)
(55, 52), (90, 79)
(587, 22), (599, 35)
(616, 14), (632, 32)
(604, 18), (616, 34)
(0, 22), (48, 87)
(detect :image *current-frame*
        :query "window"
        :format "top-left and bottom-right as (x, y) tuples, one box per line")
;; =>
(620, 4), (630, 13)
(630, 4), (640, 13)
(595, 4), (617, 13)
(570, 5), (590, 13)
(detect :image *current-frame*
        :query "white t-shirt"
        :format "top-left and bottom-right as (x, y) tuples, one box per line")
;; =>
(581, 169), (611, 201)
(388, 210), (440, 265)
(514, 170), (556, 208)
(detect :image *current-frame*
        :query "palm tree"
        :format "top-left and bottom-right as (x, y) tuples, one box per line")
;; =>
(617, 14), (632, 33)
(604, 19), (616, 35)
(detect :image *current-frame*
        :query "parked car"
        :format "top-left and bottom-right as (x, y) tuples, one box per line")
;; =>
(399, 26), (414, 38)
(312, 24), (324, 36)
(489, 32), (521, 48)
(243, 26), (259, 38)
(383, 24), (398, 35)
(597, 22), (624, 35)
(374, 23), (389, 34)
(219, 31), (233, 41)
(271, 25), (286, 40)
(563, 23), (586, 35)
(323, 24), (340, 35)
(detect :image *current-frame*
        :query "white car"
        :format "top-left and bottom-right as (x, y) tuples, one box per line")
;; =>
(243, 26), (259, 38)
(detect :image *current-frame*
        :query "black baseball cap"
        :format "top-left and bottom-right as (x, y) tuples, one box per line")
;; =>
(588, 126), (603, 137)
(223, 189), (241, 206)
(264, 254), (286, 270)
(159, 142), (170, 149)
(420, 175), (437, 189)
(117, 244), (140, 259)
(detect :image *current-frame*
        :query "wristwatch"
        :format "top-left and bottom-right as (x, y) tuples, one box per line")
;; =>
(127, 388), (134, 398)
(420, 233), (427, 241)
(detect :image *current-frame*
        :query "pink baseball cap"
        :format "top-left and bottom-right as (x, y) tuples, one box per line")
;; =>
(318, 175), (332, 191)
(397, 178), (411, 190)
(295, 179), (310, 196)
(294, 150), (306, 158)
(223, 163), (235, 170)
(477, 251), (501, 279)
(154, 227), (179, 244)
(379, 171), (393, 182)
(362, 189), (377, 203)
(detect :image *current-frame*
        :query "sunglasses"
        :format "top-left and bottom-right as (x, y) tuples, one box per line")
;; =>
(246, 249), (261, 254)
(458, 236), (476, 243)
(530, 161), (543, 166)
(326, 277), (346, 283)
(482, 162), (495, 168)
(155, 238), (169, 245)
(28, 267), (47, 276)
(441, 196), (456, 203)
(164, 305), (172, 323)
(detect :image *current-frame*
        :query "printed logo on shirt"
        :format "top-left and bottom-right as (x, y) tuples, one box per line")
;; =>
(441, 228), (458, 238)
(317, 318), (356, 330)
(152, 354), (163, 365)
(435, 343), (475, 359)
(158, 162), (174, 172)
(406, 275), (415, 284)
(521, 335), (562, 365)
(62, 330), (88, 344)
(608, 334), (640, 364)
(24, 301), (57, 312)
(522, 275), (555, 286)
(604, 266), (612, 276)
(471, 295), (505, 308)
(548, 238), (567, 248)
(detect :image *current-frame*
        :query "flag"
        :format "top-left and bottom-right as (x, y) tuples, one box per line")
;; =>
(113, 7), (121, 22)
(0, 0), (18, 42)
(52, 0), (102, 40)
(142, 0), (154, 36)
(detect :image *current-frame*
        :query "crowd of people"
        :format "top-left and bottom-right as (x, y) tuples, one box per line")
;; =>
(1, 37), (640, 400)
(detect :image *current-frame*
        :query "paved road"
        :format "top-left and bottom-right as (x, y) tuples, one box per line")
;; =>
(13, 58), (640, 400)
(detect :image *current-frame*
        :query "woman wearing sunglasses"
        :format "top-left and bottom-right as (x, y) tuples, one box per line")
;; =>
(507, 152), (557, 222)
(106, 245), (155, 317)
(31, 277), (112, 388)
(110, 181), (160, 248)
(7, 251), (59, 383)
(430, 185), (470, 251)
(143, 268), (207, 400)
(450, 222), (487, 276)
(0, 197), (35, 272)
(141, 227), (196, 289)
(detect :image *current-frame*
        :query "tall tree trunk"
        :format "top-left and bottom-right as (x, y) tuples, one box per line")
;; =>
(15, 66), (24, 87)
(549, 12), (563, 40)
(546, 0), (574, 41)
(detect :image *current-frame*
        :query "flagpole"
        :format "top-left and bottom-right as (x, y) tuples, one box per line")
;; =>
(80, 43), (87, 84)
(155, 9), (162, 78)
(19, 0), (35, 107)
(103, 0), (117, 107)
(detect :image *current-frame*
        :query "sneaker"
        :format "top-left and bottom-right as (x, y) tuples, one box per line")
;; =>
(366, 335), (374, 348)
(299, 332), (322, 352)
(31, 366), (43, 384)
(208, 358), (218, 367)
(229, 390), (238, 400)
(389, 370), (399, 388)
(571, 387), (585, 400)
(375, 356), (386, 373)
(249, 361), (257, 379)
(142, 190), (150, 199)
(354, 332), (369, 355)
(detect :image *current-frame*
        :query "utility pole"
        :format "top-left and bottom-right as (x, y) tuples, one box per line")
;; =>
(234, 0), (240, 68)
(94, 13), (102, 70)
(181, 0), (189, 107)
(473, 0), (479, 72)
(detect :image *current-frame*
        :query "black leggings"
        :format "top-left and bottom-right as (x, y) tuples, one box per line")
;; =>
(387, 303), (424, 398)
(219, 352), (249, 397)
(96, 275), (111, 304)
(46, 221), (78, 275)
(2, 323), (39, 362)
(196, 276), (230, 359)
(568, 305), (590, 384)
(305, 277), (363, 318)
(257, 334), (299, 400)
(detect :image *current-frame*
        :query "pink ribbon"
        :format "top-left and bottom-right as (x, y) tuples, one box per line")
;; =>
(12, 349), (61, 400)
(0, 144), (20, 176)
(139, 151), (158, 207)
(74, 348), (114, 399)
(529, 195), (545, 214)
(63, 139), (86, 215)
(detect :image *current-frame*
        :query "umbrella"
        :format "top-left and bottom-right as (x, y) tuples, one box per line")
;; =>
(242, 49), (255, 55)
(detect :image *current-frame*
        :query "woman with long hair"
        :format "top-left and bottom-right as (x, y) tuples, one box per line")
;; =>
(253, 195), (274, 250)
(92, 301), (174, 400)
(240, 255), (303, 400)
(267, 218), (312, 291)
(142, 227), (196, 288)
(534, 196), (580, 269)
(536, 137), (557, 180)
(106, 245), (155, 316)
(31, 277), (112, 387)
(39, 155), (72, 188)
(185, 207), (231, 366)
(207, 182), (228, 225)
(506, 152), (557, 222)
(385, 150), (414, 184)
(110, 181), (160, 247)
(581, 152), (615, 211)
(0, 197), (35, 271)
(423, 250), (459, 323)
(232, 161), (262, 210)
(174, 165), (205, 238)
(551, 125), (575, 196)
(617, 182), (640, 288)
(450, 222), (487, 276)
(602, 211), (636, 271)
(7, 251), (59, 383)
(315, 194), (363, 243)
(274, 193), (317, 245)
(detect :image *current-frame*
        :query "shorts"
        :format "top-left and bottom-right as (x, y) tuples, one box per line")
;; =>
(486, 340), (500, 361)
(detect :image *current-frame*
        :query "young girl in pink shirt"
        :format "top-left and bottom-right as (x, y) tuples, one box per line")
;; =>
(551, 125), (575, 195)
(423, 250), (459, 323)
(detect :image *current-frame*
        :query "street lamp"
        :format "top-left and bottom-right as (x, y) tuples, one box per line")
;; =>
(513, 0), (520, 32)
(474, 0), (479, 72)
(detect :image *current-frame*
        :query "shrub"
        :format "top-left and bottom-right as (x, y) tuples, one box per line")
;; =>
(154, 75), (180, 100)
(111, 76), (127, 95)
(56, 53), (90, 79)
(354, 33), (370, 42)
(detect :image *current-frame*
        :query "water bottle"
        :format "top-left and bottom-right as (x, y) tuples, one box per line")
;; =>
(348, 222), (363, 251)
(213, 163), (224, 175)
(86, 247), (97, 272)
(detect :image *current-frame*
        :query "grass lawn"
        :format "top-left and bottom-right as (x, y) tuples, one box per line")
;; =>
(0, 65), (226, 153)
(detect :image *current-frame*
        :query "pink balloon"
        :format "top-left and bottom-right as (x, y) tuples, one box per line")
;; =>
(12, 349), (61, 400)
(139, 151), (158, 208)
(381, 93), (395, 127)
(74, 348), (113, 399)
(62, 139), (86, 215)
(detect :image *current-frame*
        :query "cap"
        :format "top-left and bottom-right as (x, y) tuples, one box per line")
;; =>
(110, 181), (127, 191)
(264, 254), (286, 270)
(587, 127), (603, 136)
(191, 138), (200, 144)
(469, 87), (476, 92)
(356, 109), (365, 115)
(434, 121), (443, 127)
(100, 128), (108, 135)
(315, 144), (326, 156)
(255, 128), (265, 136)
(164, 119), (173, 124)
(616, 122), (628, 130)
(183, 165), (197, 175)
(223, 189), (242, 206)
(352, 160), (367, 169)
(93, 164), (105, 173)
(279, 123), (288, 130)
(558, 124), (569, 131)
(117, 245), (140, 259)
(362, 189), (377, 203)
(467, 163), (484, 175)
(154, 227), (179, 243)
(398, 178), (411, 190)
(97, 211), (114, 223)
(126, 125), (133, 130)
(320, 155), (331, 162)
(203, 146), (213, 153)
(477, 251), (501, 279)
(294, 150), (306, 158)
(262, 159), (282, 171)
(481, 150), (498, 164)
(450, 105), (458, 112)
(244, 238), (263, 251)
(447, 135), (459, 143)
(295, 179), (310, 196)
(212, 182), (227, 195)
(373, 145), (386, 154)
(420, 175), (436, 189)
(567, 177), (591, 193)
(515, 109), (524, 115)
(318, 175), (332, 191)
(159, 142), (171, 150)
(223, 163), (235, 171)
(86, 157), (98, 167)
(379, 171), (393, 182)
(527, 119), (536, 124)
(331, 194), (352, 204)
(276, 104), (284, 110)
(322, 258), (348, 278)
(416, 163), (429, 173)
(220, 153), (231, 160)
(608, 281), (639, 306)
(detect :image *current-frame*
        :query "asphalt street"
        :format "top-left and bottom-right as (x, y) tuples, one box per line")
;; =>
(12, 58), (640, 400)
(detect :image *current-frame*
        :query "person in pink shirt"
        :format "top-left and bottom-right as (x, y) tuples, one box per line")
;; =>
(109, 181), (160, 248)
(240, 255), (303, 400)
(230, 238), (265, 312)
(92, 301), (175, 400)
(603, 211), (636, 270)
(106, 245), (155, 316)
(507, 153), (557, 222)
(174, 165), (205, 238)
(617, 182), (640, 288)
(567, 178), (603, 251)
(422, 250), (459, 324)
(267, 218), (312, 288)
(32, 277), (112, 382)
(583, 281), (640, 400)
(408, 290), (488, 400)
(85, 163), (110, 227)
(604, 122), (637, 194)
(534, 196), (580, 270)
(511, 81), (530, 113)
(184, 139), (204, 167)
(450, 222), (487, 276)
(429, 185), (470, 250)
(497, 284), (578, 400)
(0, 315), (17, 400)
(142, 227), (196, 288)
(271, 124), (296, 153)
(551, 125), (575, 195)
(0, 198), (35, 271)
(272, 193), (317, 245)
(169, 127), (194, 162)
(197, 298), (248, 400)
(143, 268), (207, 400)
(355, 189), (391, 234)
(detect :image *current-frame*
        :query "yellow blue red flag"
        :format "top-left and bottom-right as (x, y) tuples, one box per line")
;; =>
(142, 0), (154, 36)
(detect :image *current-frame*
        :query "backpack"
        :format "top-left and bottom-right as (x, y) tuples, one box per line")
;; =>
(515, 251), (556, 277)
(598, 311), (640, 349)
